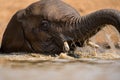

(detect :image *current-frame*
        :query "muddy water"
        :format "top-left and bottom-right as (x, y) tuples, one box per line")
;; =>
(0, 50), (120, 80)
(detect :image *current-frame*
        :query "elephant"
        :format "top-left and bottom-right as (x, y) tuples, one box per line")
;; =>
(0, 0), (120, 56)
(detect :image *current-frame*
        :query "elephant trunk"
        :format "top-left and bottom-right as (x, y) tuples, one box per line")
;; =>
(0, 48), (1, 52)
(75, 9), (120, 42)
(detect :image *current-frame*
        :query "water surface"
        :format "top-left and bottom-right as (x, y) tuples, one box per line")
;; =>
(0, 52), (120, 80)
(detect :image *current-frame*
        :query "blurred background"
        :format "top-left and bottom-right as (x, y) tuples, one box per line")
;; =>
(0, 0), (120, 45)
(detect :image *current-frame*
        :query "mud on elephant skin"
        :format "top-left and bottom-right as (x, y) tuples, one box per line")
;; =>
(0, 0), (120, 56)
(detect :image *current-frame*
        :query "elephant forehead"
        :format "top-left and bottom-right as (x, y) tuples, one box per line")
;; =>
(27, 0), (80, 21)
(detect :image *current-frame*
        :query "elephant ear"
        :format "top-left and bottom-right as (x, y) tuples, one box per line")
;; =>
(1, 11), (25, 52)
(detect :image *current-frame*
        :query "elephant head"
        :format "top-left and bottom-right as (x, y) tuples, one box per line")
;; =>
(1, 0), (120, 56)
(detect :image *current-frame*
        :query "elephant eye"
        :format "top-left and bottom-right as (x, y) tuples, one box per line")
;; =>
(40, 20), (49, 31)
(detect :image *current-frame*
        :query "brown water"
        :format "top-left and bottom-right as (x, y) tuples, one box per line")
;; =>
(0, 50), (120, 80)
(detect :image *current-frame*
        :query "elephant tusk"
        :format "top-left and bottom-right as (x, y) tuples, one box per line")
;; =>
(87, 40), (100, 48)
(64, 41), (70, 52)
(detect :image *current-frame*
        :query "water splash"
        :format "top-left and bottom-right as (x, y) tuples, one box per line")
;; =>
(103, 27), (117, 54)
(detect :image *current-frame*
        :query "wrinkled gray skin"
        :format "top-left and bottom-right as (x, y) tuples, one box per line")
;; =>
(0, 0), (120, 56)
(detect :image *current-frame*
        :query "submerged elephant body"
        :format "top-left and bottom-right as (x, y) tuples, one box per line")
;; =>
(0, 0), (120, 55)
